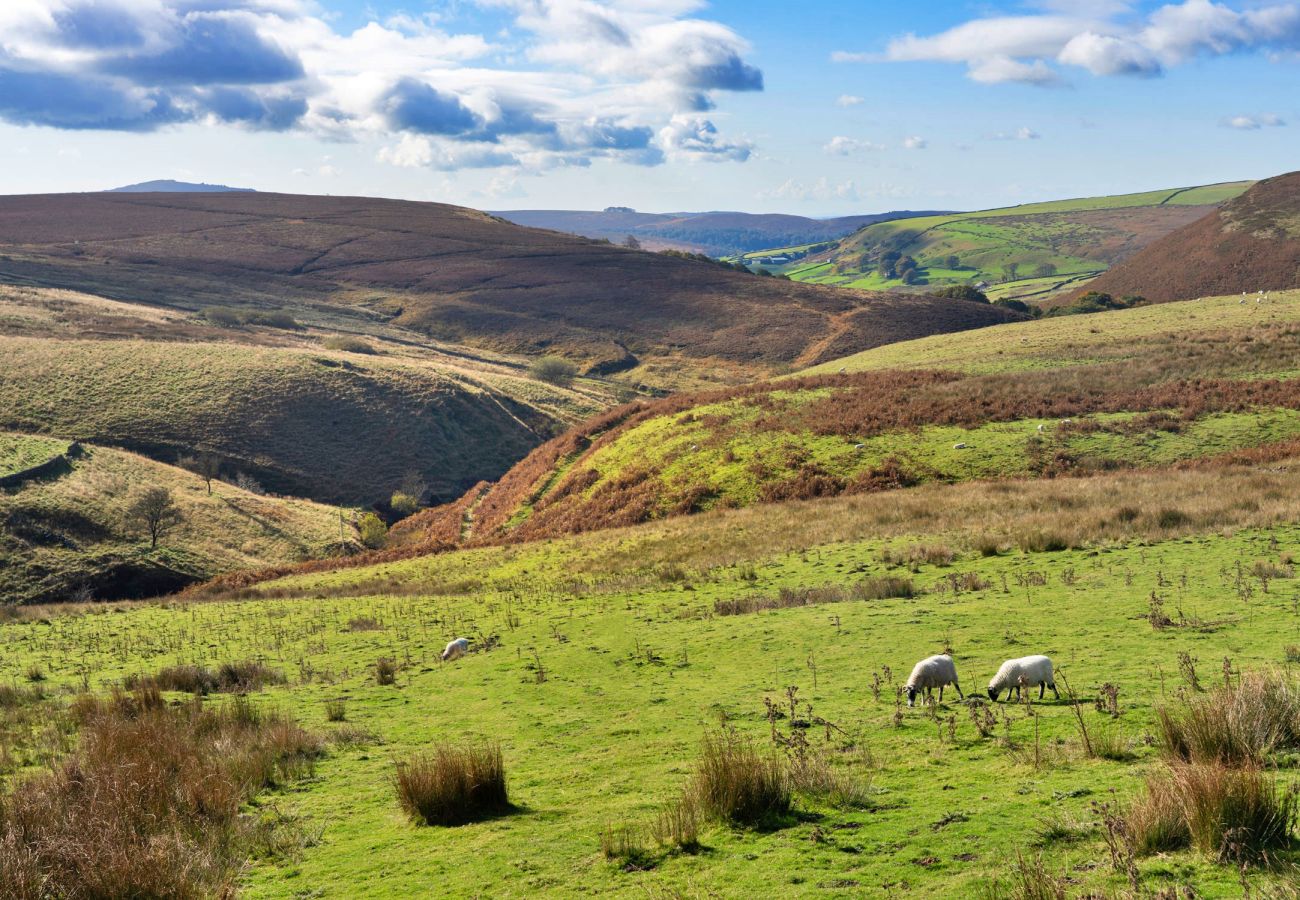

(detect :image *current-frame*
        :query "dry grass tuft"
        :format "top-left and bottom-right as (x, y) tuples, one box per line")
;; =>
(688, 728), (791, 827)
(393, 743), (510, 826)
(1157, 671), (1300, 766)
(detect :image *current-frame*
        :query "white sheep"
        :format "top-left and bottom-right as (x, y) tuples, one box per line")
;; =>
(953, 442), (967, 450)
(838, 366), (847, 373)
(1036, 423), (1046, 433)
(987, 655), (1059, 702)
(905, 654), (963, 707)
(853, 443), (865, 451)
(441, 637), (470, 662)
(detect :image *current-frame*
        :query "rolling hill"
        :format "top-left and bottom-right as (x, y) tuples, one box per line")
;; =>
(492, 207), (948, 256)
(108, 180), (255, 193)
(764, 181), (1251, 302)
(0, 433), (349, 603)
(1078, 171), (1300, 303)
(395, 289), (1300, 546)
(0, 284), (610, 505)
(0, 192), (1016, 386)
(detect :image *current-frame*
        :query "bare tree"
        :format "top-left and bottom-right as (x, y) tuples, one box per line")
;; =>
(178, 452), (221, 495)
(125, 486), (182, 549)
(622, 234), (642, 250)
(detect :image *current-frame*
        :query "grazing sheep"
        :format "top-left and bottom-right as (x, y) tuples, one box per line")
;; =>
(905, 654), (963, 707)
(853, 443), (865, 451)
(1036, 423), (1046, 433)
(953, 442), (967, 450)
(441, 637), (470, 662)
(987, 655), (1058, 702)
(838, 366), (847, 373)
(1059, 418), (1072, 426)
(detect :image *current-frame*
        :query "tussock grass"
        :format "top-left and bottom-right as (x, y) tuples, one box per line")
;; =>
(713, 576), (914, 617)
(0, 692), (321, 898)
(393, 743), (510, 826)
(1157, 671), (1300, 766)
(125, 659), (286, 695)
(689, 729), (791, 827)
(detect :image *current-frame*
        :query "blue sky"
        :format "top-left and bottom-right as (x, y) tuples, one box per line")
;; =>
(0, 0), (1295, 214)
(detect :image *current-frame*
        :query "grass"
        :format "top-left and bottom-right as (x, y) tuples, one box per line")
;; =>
(0, 433), (68, 478)
(393, 743), (510, 826)
(0, 436), (348, 603)
(11, 461), (1300, 893)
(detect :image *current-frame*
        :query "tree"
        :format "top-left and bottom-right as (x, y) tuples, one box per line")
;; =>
(932, 285), (989, 303)
(622, 234), (642, 250)
(1033, 263), (1057, 278)
(126, 486), (182, 549)
(1002, 262), (1020, 282)
(945, 255), (961, 271)
(390, 491), (420, 518)
(357, 512), (388, 550)
(178, 452), (221, 495)
(994, 298), (1031, 314)
(530, 355), (578, 386)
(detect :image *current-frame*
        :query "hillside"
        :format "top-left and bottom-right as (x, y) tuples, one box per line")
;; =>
(0, 284), (609, 505)
(0, 434), (348, 603)
(108, 180), (255, 193)
(493, 208), (947, 256)
(0, 191), (1018, 386)
(396, 289), (1300, 545)
(765, 182), (1251, 302)
(1079, 171), (1300, 303)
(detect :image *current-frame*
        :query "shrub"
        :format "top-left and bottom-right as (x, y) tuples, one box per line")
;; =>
(931, 284), (989, 304)
(390, 491), (420, 518)
(688, 728), (791, 826)
(358, 512), (388, 550)
(202, 306), (243, 327)
(1172, 763), (1294, 862)
(324, 699), (348, 722)
(375, 657), (398, 686)
(530, 355), (578, 386)
(322, 335), (376, 354)
(1157, 671), (1300, 766)
(244, 309), (298, 329)
(393, 743), (510, 826)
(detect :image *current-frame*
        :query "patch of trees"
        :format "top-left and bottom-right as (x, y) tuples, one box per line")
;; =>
(530, 355), (578, 386)
(658, 250), (752, 274)
(930, 285), (989, 304)
(1046, 291), (1148, 318)
(201, 307), (300, 330)
(878, 251), (921, 284)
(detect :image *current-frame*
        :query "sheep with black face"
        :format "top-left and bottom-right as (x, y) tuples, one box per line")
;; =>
(904, 654), (963, 707)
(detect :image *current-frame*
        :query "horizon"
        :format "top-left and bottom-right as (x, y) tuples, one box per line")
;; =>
(0, 1), (1296, 215)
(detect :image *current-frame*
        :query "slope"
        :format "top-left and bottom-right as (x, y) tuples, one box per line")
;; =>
(0, 284), (609, 505)
(772, 181), (1251, 301)
(0, 434), (349, 603)
(396, 289), (1300, 546)
(1079, 171), (1300, 303)
(0, 191), (1018, 387)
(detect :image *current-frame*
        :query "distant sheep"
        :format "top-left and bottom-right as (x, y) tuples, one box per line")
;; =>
(1036, 423), (1046, 433)
(1059, 418), (1072, 426)
(853, 443), (865, 451)
(953, 442), (967, 450)
(441, 637), (470, 662)
(905, 654), (963, 707)
(988, 655), (1058, 702)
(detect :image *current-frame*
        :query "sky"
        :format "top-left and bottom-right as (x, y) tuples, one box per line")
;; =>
(0, 0), (1296, 215)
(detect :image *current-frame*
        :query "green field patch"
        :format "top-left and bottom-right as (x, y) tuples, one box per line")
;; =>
(0, 433), (69, 478)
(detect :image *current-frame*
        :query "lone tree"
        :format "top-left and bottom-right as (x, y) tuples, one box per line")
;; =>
(178, 452), (221, 495)
(530, 355), (578, 387)
(126, 486), (182, 549)
(357, 512), (388, 550)
(622, 234), (642, 250)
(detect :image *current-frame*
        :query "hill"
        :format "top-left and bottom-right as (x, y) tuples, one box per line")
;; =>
(396, 289), (1300, 546)
(0, 192), (1017, 387)
(492, 208), (948, 256)
(0, 284), (610, 505)
(0, 433), (348, 603)
(765, 182), (1251, 302)
(107, 180), (255, 193)
(1078, 171), (1300, 303)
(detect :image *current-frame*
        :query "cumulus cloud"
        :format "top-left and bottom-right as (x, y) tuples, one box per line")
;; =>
(835, 93), (865, 107)
(835, 0), (1300, 86)
(0, 0), (762, 169)
(902, 135), (927, 149)
(758, 177), (863, 203)
(1224, 113), (1286, 129)
(988, 126), (1042, 140)
(823, 135), (883, 155)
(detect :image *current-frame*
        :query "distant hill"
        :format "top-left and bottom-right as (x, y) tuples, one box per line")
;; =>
(107, 180), (255, 193)
(0, 192), (1019, 388)
(491, 208), (948, 256)
(1078, 172), (1300, 303)
(766, 182), (1252, 303)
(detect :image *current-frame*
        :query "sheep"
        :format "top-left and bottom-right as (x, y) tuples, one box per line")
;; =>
(853, 443), (865, 451)
(905, 654), (963, 707)
(441, 637), (470, 662)
(953, 442), (967, 450)
(987, 655), (1059, 702)
(838, 366), (847, 374)
(1036, 423), (1046, 433)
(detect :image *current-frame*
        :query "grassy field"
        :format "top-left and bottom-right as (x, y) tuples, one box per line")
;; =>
(0, 435), (348, 603)
(8, 461), (1300, 895)
(766, 182), (1252, 298)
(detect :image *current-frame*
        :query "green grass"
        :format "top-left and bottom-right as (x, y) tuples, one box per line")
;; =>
(8, 468), (1300, 895)
(0, 433), (68, 478)
(0, 436), (348, 602)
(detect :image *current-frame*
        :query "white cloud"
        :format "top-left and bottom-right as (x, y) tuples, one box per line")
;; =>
(823, 135), (883, 155)
(987, 126), (1042, 140)
(0, 0), (763, 169)
(835, 0), (1300, 86)
(835, 93), (865, 107)
(1224, 113), (1286, 129)
(902, 135), (927, 150)
(758, 177), (863, 202)
(658, 115), (752, 161)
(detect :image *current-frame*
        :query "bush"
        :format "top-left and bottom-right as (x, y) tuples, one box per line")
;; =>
(390, 491), (420, 518)
(530, 355), (578, 386)
(393, 743), (510, 826)
(358, 512), (388, 550)
(324, 699), (347, 722)
(322, 335), (376, 354)
(375, 657), (398, 686)
(931, 284), (988, 303)
(202, 306), (243, 327)
(689, 728), (791, 826)
(244, 309), (299, 329)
